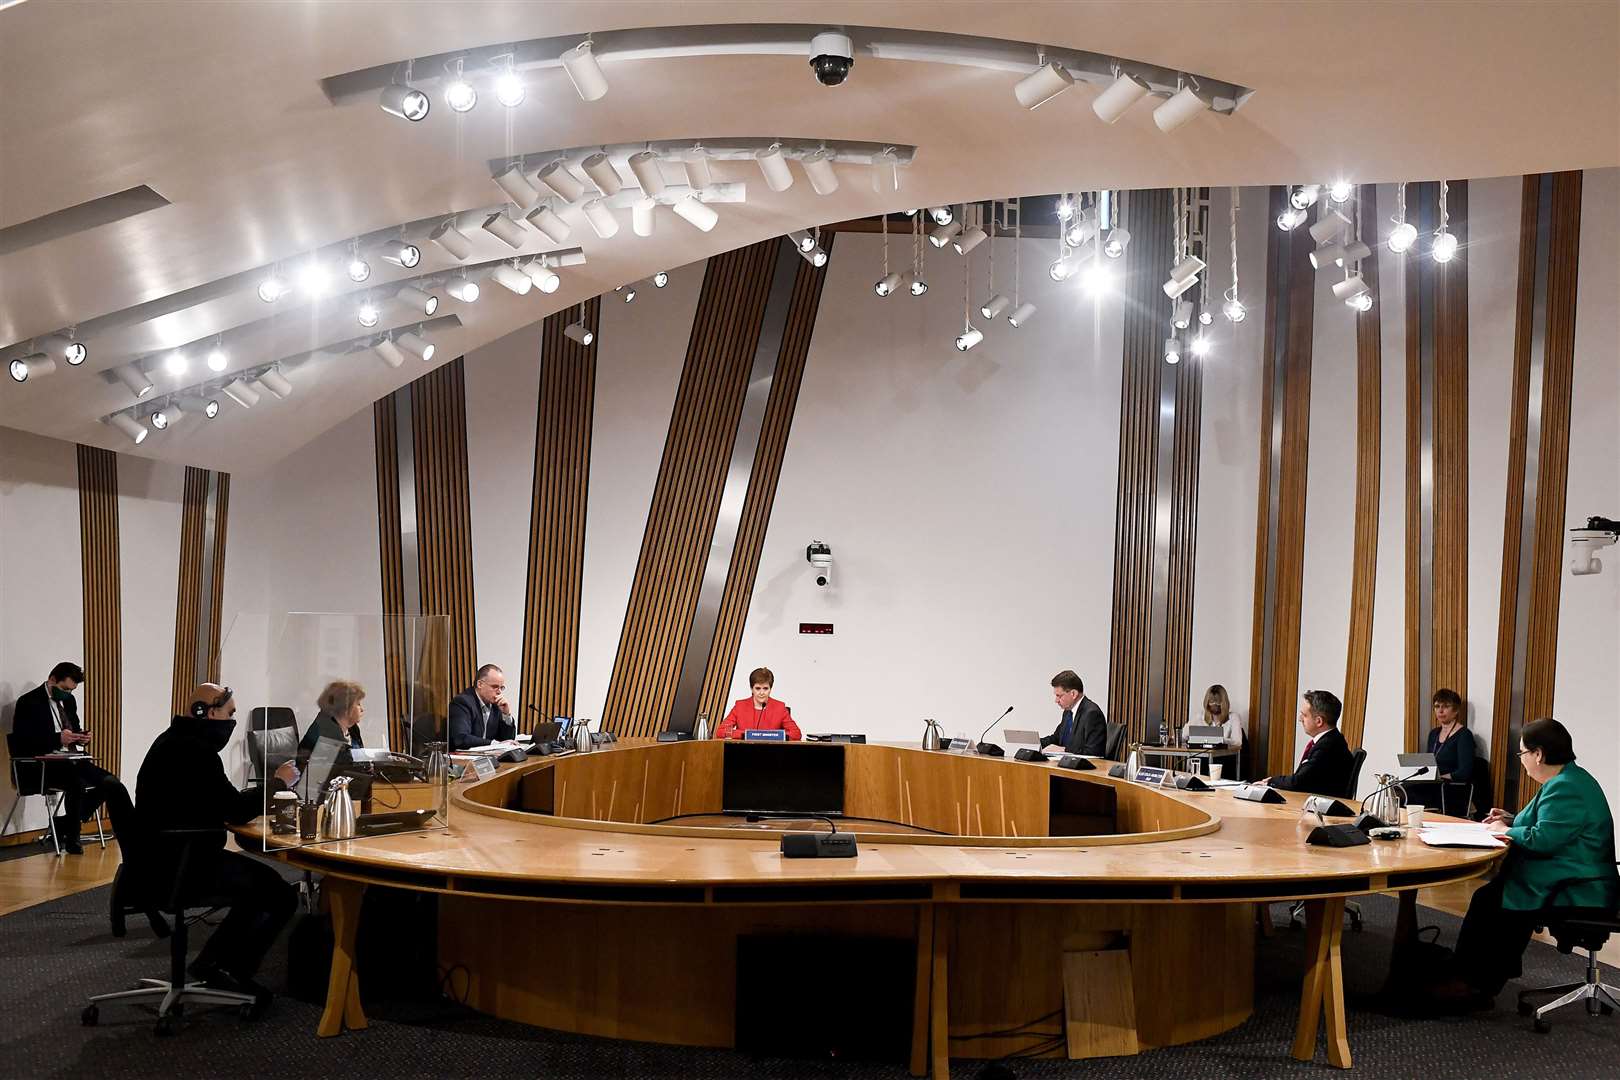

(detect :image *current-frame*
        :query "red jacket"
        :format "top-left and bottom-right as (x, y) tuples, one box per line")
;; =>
(715, 697), (801, 741)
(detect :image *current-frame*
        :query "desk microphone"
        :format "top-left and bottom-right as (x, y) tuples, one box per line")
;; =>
(975, 706), (1014, 758)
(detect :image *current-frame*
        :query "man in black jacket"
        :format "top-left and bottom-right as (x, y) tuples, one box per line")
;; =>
(136, 683), (298, 1003)
(447, 664), (516, 750)
(10, 661), (131, 853)
(1039, 670), (1108, 757)
(1264, 690), (1354, 796)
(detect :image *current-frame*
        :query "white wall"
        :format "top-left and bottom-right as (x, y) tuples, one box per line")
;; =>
(115, 455), (185, 776)
(729, 231), (1124, 743)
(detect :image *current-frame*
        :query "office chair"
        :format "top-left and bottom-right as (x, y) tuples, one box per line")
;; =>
(1290, 746), (1371, 933)
(2, 732), (107, 856)
(1103, 722), (1127, 763)
(1516, 863), (1620, 1033)
(247, 707), (299, 783)
(83, 827), (263, 1035)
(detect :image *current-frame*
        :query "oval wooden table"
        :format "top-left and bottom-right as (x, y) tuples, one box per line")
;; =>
(242, 740), (1502, 1077)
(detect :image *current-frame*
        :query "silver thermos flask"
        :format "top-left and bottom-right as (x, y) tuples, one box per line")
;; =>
(695, 711), (710, 740)
(922, 718), (943, 751)
(321, 776), (356, 840)
(573, 718), (595, 754)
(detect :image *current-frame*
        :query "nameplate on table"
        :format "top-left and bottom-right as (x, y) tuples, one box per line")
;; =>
(946, 737), (972, 752)
(743, 729), (787, 742)
(470, 756), (497, 779)
(1133, 766), (1169, 787)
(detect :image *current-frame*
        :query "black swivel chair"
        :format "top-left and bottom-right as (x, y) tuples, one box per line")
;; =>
(247, 707), (299, 783)
(2, 731), (108, 855)
(1103, 722), (1127, 763)
(1516, 862), (1620, 1032)
(83, 827), (263, 1034)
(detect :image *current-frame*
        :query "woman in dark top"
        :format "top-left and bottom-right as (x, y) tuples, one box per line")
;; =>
(297, 681), (370, 802)
(1424, 687), (1476, 783)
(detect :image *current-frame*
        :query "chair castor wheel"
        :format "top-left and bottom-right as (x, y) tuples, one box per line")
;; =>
(1534, 1018), (1551, 1034)
(1518, 1001), (1533, 1017)
(155, 1015), (177, 1037)
(81, 1004), (99, 1026)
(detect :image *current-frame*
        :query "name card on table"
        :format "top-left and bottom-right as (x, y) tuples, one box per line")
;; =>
(470, 756), (497, 779)
(1133, 766), (1169, 787)
(743, 729), (787, 742)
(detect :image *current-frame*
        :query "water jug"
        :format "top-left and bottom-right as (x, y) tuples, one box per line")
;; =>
(694, 712), (710, 740)
(1364, 773), (1404, 824)
(423, 742), (447, 783)
(321, 776), (356, 840)
(922, 718), (944, 751)
(573, 718), (595, 754)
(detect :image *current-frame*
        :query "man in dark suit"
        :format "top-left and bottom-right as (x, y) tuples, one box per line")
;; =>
(448, 663), (517, 750)
(1263, 689), (1354, 796)
(10, 661), (131, 853)
(1039, 670), (1108, 757)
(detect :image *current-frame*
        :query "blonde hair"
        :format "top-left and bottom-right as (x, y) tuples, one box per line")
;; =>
(1202, 684), (1230, 724)
(317, 680), (366, 719)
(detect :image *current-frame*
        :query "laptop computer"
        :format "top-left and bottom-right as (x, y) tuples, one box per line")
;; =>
(1398, 752), (1438, 771)
(1187, 724), (1226, 748)
(1003, 729), (1043, 750)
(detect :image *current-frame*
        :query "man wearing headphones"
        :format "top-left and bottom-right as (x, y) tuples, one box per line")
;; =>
(134, 683), (299, 1005)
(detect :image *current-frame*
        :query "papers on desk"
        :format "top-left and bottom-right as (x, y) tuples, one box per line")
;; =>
(464, 740), (519, 755)
(1418, 824), (1506, 849)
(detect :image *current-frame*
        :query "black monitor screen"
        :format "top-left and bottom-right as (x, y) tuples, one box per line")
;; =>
(722, 743), (846, 815)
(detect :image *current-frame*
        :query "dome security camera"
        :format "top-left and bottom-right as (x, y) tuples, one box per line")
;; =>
(808, 31), (854, 87)
(806, 540), (833, 587)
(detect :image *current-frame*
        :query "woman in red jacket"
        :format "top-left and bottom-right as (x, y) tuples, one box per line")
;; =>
(715, 667), (801, 740)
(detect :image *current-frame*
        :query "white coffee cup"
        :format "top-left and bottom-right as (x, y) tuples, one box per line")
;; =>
(1406, 805), (1426, 829)
(1210, 763), (1223, 781)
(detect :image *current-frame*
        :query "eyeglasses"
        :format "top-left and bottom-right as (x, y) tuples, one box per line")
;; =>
(1517, 748), (1534, 758)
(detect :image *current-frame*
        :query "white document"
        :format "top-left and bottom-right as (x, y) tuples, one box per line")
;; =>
(1418, 824), (1506, 849)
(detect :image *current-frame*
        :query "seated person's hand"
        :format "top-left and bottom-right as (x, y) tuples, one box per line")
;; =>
(1486, 820), (1511, 838)
(1482, 807), (1512, 826)
(274, 761), (300, 788)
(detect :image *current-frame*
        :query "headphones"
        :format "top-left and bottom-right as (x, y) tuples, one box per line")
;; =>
(190, 686), (234, 719)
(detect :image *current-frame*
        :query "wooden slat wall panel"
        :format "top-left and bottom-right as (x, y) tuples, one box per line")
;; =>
(1491, 172), (1583, 809)
(697, 238), (834, 726)
(1107, 189), (1172, 746)
(1161, 336), (1204, 732)
(75, 445), (121, 775)
(411, 357), (479, 701)
(602, 241), (781, 737)
(518, 298), (599, 729)
(1248, 186), (1316, 779)
(374, 397), (409, 749)
(1405, 181), (1470, 752)
(1340, 186), (1383, 750)
(169, 467), (208, 716)
(205, 473), (230, 680)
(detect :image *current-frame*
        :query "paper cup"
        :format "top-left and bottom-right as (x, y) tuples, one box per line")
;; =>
(1406, 806), (1426, 829)
(1210, 763), (1223, 781)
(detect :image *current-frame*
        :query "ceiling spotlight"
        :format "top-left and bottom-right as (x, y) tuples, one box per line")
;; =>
(523, 260), (561, 293)
(178, 395), (218, 419)
(375, 240), (421, 269)
(1164, 337), (1182, 364)
(1310, 243), (1347, 270)
(581, 152), (623, 197)
(526, 204), (572, 244)
(628, 150), (666, 196)
(672, 196), (719, 232)
(560, 39), (609, 102)
(430, 220), (474, 260)
(632, 198), (656, 237)
(444, 77), (477, 114)
(8, 353), (52, 382)
(954, 325), (984, 352)
(928, 206), (954, 226)
(346, 255), (371, 283)
(1290, 184), (1321, 210)
(1064, 219), (1096, 248)
(1328, 180), (1354, 204)
(614, 284), (636, 303)
(537, 160), (586, 202)
(39, 334), (87, 365)
(1276, 207), (1308, 232)
(908, 272), (928, 296)
(1223, 296), (1247, 323)
(1049, 256), (1077, 282)
(109, 413), (148, 444)
(357, 298), (381, 327)
(164, 350), (188, 376)
(205, 345), (228, 372)
(653, 270), (669, 288)
(952, 225), (987, 255)
(1007, 301), (1036, 328)
(447, 277), (480, 303)
(564, 321), (595, 346)
(1191, 335), (1212, 359)
(1309, 212), (1349, 245)
(379, 83), (430, 122)
(113, 363), (153, 398)
(1153, 84), (1210, 132)
(149, 403), (182, 430)
(258, 367), (293, 398)
(1388, 221), (1418, 254)
(491, 264), (533, 295)
(256, 272), (287, 303)
(802, 149), (839, 195)
(788, 229), (817, 253)
(372, 338), (406, 368)
(395, 332), (435, 362)
(1432, 230), (1459, 263)
(297, 262), (333, 297)
(1103, 228), (1131, 258)
(980, 293), (1010, 319)
(482, 211), (529, 249)
(798, 243), (829, 267)
(221, 378), (260, 408)
(396, 284), (439, 316)
(494, 164), (541, 207)
(1331, 274), (1370, 302)
(1340, 240), (1371, 264)
(1092, 70), (1151, 123)
(1014, 61), (1073, 109)
(582, 198), (620, 239)
(1169, 255), (1205, 283)
(875, 272), (903, 297)
(1163, 273), (1198, 299)
(1171, 300), (1193, 329)
(755, 144), (794, 192)
(1081, 262), (1114, 297)
(1347, 292), (1375, 312)
(682, 150), (713, 191)
(1055, 197), (1076, 221)
(495, 65), (526, 108)
(928, 220), (961, 248)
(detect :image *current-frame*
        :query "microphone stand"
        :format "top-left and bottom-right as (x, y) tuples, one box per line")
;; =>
(975, 706), (1014, 757)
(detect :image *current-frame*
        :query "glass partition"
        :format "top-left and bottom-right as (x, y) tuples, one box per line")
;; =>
(220, 612), (449, 851)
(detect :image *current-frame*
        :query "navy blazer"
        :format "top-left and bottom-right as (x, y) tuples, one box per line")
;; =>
(1041, 697), (1108, 757)
(447, 687), (516, 750)
(1268, 725), (1354, 797)
(11, 683), (80, 758)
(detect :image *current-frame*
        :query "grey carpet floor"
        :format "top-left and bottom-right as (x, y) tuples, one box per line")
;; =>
(1, 869), (1616, 1079)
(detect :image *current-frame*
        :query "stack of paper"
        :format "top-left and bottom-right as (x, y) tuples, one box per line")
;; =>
(1418, 823), (1506, 849)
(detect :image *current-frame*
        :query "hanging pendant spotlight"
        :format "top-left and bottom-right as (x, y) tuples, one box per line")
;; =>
(1092, 70), (1151, 123)
(1014, 60), (1073, 110)
(379, 82), (430, 122)
(755, 144), (794, 192)
(560, 38), (609, 102)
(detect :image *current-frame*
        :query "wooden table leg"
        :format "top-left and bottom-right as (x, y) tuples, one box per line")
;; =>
(1381, 888), (1420, 995)
(910, 904), (934, 1078)
(1291, 897), (1351, 1068)
(317, 877), (368, 1037)
(930, 905), (951, 1080)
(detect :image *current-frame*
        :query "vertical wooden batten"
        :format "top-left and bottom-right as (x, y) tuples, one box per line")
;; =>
(374, 396), (409, 748)
(410, 358), (479, 700)
(75, 445), (122, 775)
(169, 467), (230, 712)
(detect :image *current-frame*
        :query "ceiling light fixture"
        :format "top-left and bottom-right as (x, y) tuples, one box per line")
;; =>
(929, 220), (961, 248)
(482, 211), (529, 249)
(396, 332), (435, 362)
(524, 258), (562, 293)
(1290, 184), (1321, 210)
(1103, 227), (1131, 258)
(258, 367), (293, 398)
(788, 229), (817, 253)
(38, 334), (87, 366)
(582, 198), (620, 239)
(109, 413), (148, 444)
(560, 38), (609, 102)
(448, 276), (480, 303)
(297, 261), (333, 297)
(802, 148), (839, 195)
(430, 220), (474, 260)
(615, 284), (636, 303)
(256, 271), (287, 303)
(928, 206), (953, 226)
(206, 342), (228, 372)
(178, 395), (219, 419)
(1191, 335), (1211, 358)
(346, 248), (371, 284)
(8, 353), (52, 383)
(1014, 59), (1073, 109)
(953, 225), (987, 255)
(581, 151), (623, 196)
(981, 293), (1010, 318)
(1331, 273), (1370, 302)
(492, 263), (533, 295)
(537, 160), (586, 202)
(1153, 82), (1209, 132)
(1164, 337), (1182, 364)
(375, 240), (421, 268)
(755, 144), (794, 192)
(494, 57), (526, 108)
(682, 147), (713, 191)
(1432, 179), (1457, 263)
(1308, 211), (1349, 246)
(164, 350), (188, 376)
(628, 150), (667, 195)
(1309, 242), (1347, 271)
(379, 82), (430, 122)
(653, 270), (670, 288)
(799, 242), (829, 268)
(444, 59), (477, 113)
(373, 337), (407, 368)
(1388, 181), (1417, 254)
(1223, 186), (1246, 323)
(1276, 207), (1308, 232)
(113, 363), (153, 398)
(149, 403), (182, 430)
(1328, 180), (1354, 204)
(494, 164), (541, 207)
(357, 297), (381, 327)
(1171, 300), (1193, 329)
(396, 284), (439, 316)
(632, 198), (656, 237)
(672, 196), (719, 232)
(221, 378), (260, 408)
(1092, 69), (1151, 122)
(526, 204), (572, 243)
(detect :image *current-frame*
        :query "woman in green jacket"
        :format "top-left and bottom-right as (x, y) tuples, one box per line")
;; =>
(1438, 717), (1618, 1006)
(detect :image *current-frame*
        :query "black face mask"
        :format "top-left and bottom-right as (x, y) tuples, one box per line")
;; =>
(51, 686), (73, 702)
(203, 717), (236, 752)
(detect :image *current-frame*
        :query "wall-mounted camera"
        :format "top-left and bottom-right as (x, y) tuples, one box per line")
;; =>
(806, 540), (833, 587)
(808, 31), (854, 87)
(1570, 515), (1619, 576)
